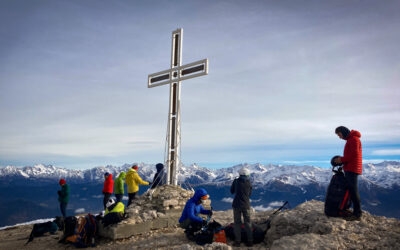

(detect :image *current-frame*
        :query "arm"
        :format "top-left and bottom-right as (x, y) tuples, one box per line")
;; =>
(135, 173), (149, 185)
(230, 179), (236, 194)
(199, 205), (211, 215)
(188, 203), (203, 223)
(341, 138), (360, 163)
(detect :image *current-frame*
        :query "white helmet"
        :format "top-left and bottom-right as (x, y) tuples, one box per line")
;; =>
(239, 168), (250, 176)
(106, 198), (115, 208)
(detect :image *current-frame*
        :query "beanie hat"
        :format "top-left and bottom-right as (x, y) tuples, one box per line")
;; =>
(104, 172), (110, 177)
(132, 165), (138, 170)
(239, 168), (250, 176)
(59, 179), (66, 185)
(335, 126), (350, 139)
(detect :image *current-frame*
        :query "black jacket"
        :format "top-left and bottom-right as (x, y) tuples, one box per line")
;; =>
(230, 175), (252, 209)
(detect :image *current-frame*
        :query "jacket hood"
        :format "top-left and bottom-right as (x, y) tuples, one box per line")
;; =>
(156, 163), (164, 172)
(192, 188), (208, 202)
(127, 169), (136, 174)
(118, 172), (126, 179)
(348, 130), (361, 139)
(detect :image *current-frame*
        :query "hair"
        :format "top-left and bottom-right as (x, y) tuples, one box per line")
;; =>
(335, 126), (350, 139)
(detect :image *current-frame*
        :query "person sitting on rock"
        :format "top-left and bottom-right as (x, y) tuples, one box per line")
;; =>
(125, 165), (150, 207)
(103, 198), (126, 227)
(179, 188), (213, 239)
(115, 171), (126, 203)
(150, 163), (166, 189)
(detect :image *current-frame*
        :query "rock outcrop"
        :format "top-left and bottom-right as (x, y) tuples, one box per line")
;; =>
(266, 200), (400, 249)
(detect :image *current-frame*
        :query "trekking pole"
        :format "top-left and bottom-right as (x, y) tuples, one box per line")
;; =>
(273, 201), (289, 215)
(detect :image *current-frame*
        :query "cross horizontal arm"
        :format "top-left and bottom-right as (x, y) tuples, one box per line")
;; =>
(148, 58), (208, 88)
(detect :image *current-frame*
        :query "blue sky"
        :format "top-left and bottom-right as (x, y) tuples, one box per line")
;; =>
(0, 0), (399, 169)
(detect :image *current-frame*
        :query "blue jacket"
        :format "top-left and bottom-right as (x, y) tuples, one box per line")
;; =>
(179, 188), (211, 223)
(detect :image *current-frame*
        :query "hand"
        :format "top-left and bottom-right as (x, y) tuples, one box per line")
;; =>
(57, 191), (61, 195)
(202, 220), (207, 226)
(209, 210), (213, 217)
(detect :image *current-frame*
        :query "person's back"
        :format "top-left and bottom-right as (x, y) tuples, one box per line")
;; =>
(151, 163), (165, 189)
(115, 172), (126, 202)
(230, 168), (253, 247)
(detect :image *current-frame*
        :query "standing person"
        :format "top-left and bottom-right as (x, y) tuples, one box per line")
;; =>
(150, 163), (165, 189)
(125, 165), (150, 207)
(57, 179), (69, 218)
(102, 172), (114, 210)
(230, 168), (253, 247)
(334, 126), (363, 220)
(114, 172), (126, 203)
(179, 188), (212, 240)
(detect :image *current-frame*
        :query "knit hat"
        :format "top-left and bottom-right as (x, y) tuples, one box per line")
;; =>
(335, 126), (350, 139)
(132, 165), (138, 170)
(104, 172), (110, 177)
(59, 179), (66, 185)
(239, 168), (250, 176)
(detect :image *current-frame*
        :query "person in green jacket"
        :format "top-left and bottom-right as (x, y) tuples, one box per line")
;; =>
(115, 172), (126, 203)
(57, 179), (69, 218)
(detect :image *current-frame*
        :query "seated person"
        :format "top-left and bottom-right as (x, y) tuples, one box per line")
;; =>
(179, 188), (212, 239)
(103, 198), (125, 227)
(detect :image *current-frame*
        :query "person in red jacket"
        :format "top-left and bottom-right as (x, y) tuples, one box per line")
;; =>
(103, 172), (114, 210)
(334, 126), (363, 220)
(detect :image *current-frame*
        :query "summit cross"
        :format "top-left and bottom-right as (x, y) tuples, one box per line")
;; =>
(147, 28), (209, 185)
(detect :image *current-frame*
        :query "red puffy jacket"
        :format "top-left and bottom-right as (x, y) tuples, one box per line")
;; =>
(102, 174), (114, 194)
(340, 130), (363, 174)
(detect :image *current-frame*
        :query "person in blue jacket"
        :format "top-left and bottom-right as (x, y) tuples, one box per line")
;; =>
(179, 188), (212, 239)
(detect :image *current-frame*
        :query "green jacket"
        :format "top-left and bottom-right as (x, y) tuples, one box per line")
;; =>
(115, 172), (126, 195)
(58, 184), (70, 203)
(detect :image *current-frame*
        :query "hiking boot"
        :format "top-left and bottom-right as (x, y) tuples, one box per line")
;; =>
(345, 214), (361, 221)
(233, 241), (241, 247)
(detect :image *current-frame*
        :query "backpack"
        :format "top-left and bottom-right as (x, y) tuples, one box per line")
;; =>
(59, 216), (78, 243)
(65, 213), (97, 248)
(224, 223), (266, 244)
(324, 166), (351, 217)
(26, 221), (58, 244)
(195, 220), (223, 245)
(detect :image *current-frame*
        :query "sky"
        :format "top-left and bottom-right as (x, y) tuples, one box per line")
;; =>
(0, 0), (399, 170)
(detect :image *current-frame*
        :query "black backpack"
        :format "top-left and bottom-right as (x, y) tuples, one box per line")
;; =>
(59, 216), (77, 243)
(195, 220), (223, 245)
(324, 166), (351, 217)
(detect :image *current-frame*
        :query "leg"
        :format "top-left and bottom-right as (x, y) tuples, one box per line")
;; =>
(233, 208), (242, 243)
(60, 202), (67, 217)
(103, 193), (111, 210)
(243, 208), (253, 245)
(127, 193), (136, 207)
(345, 171), (362, 217)
(115, 194), (123, 203)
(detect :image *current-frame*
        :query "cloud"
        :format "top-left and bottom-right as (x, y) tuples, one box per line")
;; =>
(75, 208), (85, 214)
(268, 201), (285, 207)
(122, 196), (128, 200)
(221, 197), (233, 203)
(372, 149), (400, 156)
(92, 195), (103, 199)
(253, 205), (273, 212)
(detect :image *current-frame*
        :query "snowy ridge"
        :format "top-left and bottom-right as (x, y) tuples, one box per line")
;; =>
(0, 161), (399, 188)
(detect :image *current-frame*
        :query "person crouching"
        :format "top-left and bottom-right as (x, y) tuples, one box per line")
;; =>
(179, 188), (213, 240)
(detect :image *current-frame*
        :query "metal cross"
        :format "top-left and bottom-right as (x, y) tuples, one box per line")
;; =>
(147, 28), (208, 185)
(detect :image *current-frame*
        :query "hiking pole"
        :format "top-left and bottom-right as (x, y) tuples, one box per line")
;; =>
(273, 201), (289, 215)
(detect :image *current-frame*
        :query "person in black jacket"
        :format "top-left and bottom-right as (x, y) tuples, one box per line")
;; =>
(150, 163), (165, 189)
(230, 168), (253, 247)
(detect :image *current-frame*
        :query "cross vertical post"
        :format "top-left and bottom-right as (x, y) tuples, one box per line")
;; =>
(147, 28), (209, 185)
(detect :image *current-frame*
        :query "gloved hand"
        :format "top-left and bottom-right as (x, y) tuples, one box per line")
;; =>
(57, 191), (61, 195)
(202, 219), (207, 226)
(148, 182), (152, 185)
(209, 210), (213, 217)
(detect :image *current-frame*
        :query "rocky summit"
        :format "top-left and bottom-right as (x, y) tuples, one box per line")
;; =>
(1, 191), (400, 249)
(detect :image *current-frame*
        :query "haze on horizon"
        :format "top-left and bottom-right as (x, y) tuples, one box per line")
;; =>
(0, 0), (399, 169)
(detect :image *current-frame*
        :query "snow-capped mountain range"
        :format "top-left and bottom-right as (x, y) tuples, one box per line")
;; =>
(1, 161), (399, 189)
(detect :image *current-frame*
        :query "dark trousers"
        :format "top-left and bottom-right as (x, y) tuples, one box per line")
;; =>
(115, 194), (123, 203)
(345, 171), (362, 216)
(127, 192), (137, 207)
(60, 202), (67, 217)
(103, 192), (112, 210)
(179, 218), (202, 238)
(233, 207), (253, 243)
